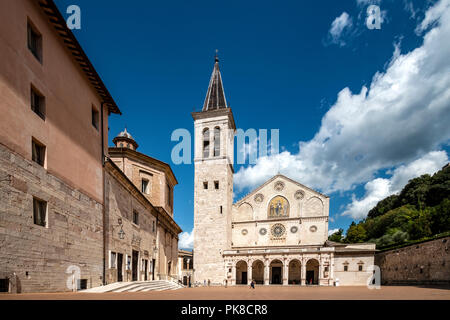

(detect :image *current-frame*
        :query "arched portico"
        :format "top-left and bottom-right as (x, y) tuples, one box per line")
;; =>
(252, 260), (264, 284)
(288, 259), (301, 284)
(269, 259), (283, 284)
(235, 260), (248, 284)
(306, 259), (319, 285)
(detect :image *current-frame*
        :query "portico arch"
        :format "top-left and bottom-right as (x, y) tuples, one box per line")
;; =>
(306, 259), (319, 285)
(269, 259), (283, 285)
(235, 260), (248, 285)
(288, 259), (301, 285)
(252, 260), (264, 284)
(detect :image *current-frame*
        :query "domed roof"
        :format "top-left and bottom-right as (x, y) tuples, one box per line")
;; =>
(117, 128), (133, 139)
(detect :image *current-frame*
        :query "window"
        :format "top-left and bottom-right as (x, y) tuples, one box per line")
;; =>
(214, 181), (219, 190)
(133, 210), (139, 225)
(220, 205), (223, 214)
(32, 139), (46, 167)
(33, 197), (47, 227)
(358, 265), (363, 271)
(92, 107), (99, 130)
(203, 181), (208, 189)
(203, 128), (210, 158)
(344, 265), (348, 272)
(214, 127), (220, 156)
(31, 86), (45, 120)
(110, 251), (117, 268)
(141, 179), (149, 194)
(27, 21), (42, 62)
(152, 220), (155, 233)
(166, 184), (172, 209)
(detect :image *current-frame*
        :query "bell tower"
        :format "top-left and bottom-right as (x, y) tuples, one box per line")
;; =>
(192, 55), (236, 285)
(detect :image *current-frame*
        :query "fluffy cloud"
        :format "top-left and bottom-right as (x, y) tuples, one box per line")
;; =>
(328, 12), (353, 46)
(342, 151), (448, 219)
(235, 0), (450, 200)
(328, 228), (341, 236)
(178, 229), (194, 249)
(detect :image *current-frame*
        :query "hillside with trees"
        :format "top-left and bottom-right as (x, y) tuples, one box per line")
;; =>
(329, 164), (450, 249)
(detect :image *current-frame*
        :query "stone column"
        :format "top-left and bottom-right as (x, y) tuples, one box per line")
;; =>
(247, 261), (252, 285)
(231, 263), (236, 286)
(264, 260), (269, 285)
(330, 253), (335, 285)
(301, 257), (306, 285)
(283, 259), (289, 285)
(318, 258), (323, 286)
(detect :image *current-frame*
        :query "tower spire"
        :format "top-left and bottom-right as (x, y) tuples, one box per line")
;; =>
(202, 52), (228, 111)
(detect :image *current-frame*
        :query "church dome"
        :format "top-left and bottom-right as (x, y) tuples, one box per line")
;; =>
(113, 128), (139, 150)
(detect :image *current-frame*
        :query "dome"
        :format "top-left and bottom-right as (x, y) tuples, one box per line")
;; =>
(113, 128), (139, 150)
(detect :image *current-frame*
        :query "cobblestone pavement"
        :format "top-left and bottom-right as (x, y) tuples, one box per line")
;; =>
(0, 285), (449, 300)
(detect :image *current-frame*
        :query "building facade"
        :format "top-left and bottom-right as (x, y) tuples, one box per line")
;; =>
(0, 0), (180, 293)
(177, 249), (194, 286)
(192, 57), (376, 286)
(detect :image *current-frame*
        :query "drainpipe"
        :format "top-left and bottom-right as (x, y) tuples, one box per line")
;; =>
(101, 102), (106, 286)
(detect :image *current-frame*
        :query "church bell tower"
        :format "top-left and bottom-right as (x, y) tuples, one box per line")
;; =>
(192, 55), (236, 285)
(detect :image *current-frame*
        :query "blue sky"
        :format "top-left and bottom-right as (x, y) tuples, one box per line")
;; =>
(56, 0), (450, 248)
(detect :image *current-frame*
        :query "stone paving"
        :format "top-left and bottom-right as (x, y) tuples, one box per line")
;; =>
(0, 285), (449, 300)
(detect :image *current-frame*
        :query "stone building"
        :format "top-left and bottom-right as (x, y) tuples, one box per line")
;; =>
(0, 0), (181, 293)
(177, 249), (194, 286)
(192, 57), (376, 286)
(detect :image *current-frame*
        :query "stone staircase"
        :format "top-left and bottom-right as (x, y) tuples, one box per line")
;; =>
(81, 280), (183, 293)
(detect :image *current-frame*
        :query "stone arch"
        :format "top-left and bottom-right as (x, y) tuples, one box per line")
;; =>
(306, 258), (319, 285)
(202, 128), (210, 158)
(234, 202), (253, 222)
(288, 259), (301, 285)
(269, 259), (283, 285)
(303, 196), (324, 217)
(213, 126), (220, 157)
(251, 260), (264, 284)
(235, 260), (248, 285)
(267, 195), (290, 218)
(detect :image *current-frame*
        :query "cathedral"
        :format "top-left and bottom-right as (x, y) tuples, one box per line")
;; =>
(192, 56), (376, 286)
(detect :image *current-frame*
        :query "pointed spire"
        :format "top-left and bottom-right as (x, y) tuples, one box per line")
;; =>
(202, 52), (228, 111)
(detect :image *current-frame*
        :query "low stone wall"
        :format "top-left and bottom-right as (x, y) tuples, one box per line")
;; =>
(375, 236), (450, 285)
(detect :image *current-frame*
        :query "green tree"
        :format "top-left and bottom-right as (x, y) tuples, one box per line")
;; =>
(328, 228), (344, 242)
(345, 223), (367, 243)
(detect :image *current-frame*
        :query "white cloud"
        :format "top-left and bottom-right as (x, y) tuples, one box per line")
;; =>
(342, 151), (448, 219)
(235, 0), (450, 199)
(178, 229), (194, 249)
(328, 228), (341, 236)
(328, 12), (353, 46)
(356, 0), (381, 6)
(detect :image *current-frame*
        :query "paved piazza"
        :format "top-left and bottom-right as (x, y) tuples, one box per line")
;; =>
(0, 286), (449, 300)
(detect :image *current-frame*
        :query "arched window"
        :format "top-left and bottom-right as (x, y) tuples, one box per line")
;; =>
(203, 128), (210, 158)
(214, 127), (220, 156)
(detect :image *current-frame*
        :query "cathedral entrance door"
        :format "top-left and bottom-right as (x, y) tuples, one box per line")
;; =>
(306, 271), (314, 285)
(272, 267), (282, 284)
(242, 272), (248, 285)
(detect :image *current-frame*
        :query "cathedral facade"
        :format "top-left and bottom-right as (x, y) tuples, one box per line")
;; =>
(192, 57), (375, 286)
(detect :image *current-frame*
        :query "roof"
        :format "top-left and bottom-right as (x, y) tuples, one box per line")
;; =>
(202, 55), (228, 111)
(234, 174), (330, 205)
(35, 0), (121, 114)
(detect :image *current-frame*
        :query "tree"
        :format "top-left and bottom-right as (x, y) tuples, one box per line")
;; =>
(328, 228), (344, 242)
(345, 223), (367, 243)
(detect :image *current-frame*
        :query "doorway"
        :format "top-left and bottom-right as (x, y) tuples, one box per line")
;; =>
(144, 259), (148, 281)
(271, 267), (282, 284)
(242, 271), (248, 285)
(132, 250), (139, 281)
(117, 253), (123, 282)
(152, 259), (156, 280)
(306, 271), (314, 285)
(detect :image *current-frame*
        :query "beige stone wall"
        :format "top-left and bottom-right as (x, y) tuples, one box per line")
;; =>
(0, 0), (108, 203)
(231, 176), (329, 248)
(375, 237), (450, 285)
(0, 143), (103, 293)
(334, 253), (375, 286)
(104, 168), (157, 283)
